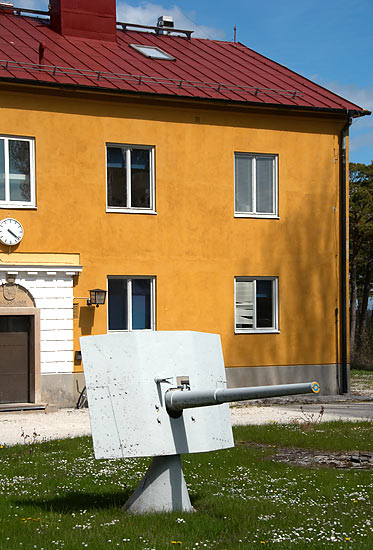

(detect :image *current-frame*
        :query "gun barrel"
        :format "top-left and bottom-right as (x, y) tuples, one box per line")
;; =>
(165, 381), (320, 413)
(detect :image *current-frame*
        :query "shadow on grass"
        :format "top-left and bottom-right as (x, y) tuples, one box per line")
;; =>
(15, 490), (132, 513)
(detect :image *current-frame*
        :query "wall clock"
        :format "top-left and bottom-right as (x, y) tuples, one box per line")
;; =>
(0, 217), (24, 246)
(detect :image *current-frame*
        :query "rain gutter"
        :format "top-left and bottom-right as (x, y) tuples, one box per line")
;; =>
(340, 113), (352, 394)
(0, 76), (371, 118)
(335, 108), (371, 394)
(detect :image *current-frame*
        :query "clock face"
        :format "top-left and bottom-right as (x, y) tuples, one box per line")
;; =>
(0, 218), (24, 246)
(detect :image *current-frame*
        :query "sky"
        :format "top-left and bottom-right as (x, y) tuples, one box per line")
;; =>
(19, 0), (373, 164)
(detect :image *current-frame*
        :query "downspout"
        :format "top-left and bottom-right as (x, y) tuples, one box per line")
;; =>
(340, 113), (352, 394)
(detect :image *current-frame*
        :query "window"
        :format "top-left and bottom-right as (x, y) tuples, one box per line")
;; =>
(106, 144), (155, 213)
(0, 136), (35, 207)
(235, 277), (278, 333)
(235, 153), (278, 217)
(130, 44), (175, 60)
(108, 277), (155, 331)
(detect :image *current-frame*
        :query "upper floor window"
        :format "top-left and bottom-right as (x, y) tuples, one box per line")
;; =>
(235, 153), (278, 217)
(0, 136), (35, 208)
(108, 276), (156, 331)
(235, 277), (279, 333)
(106, 144), (155, 213)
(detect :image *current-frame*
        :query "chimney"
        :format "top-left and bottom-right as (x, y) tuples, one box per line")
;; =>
(0, 1), (14, 14)
(50, 0), (117, 42)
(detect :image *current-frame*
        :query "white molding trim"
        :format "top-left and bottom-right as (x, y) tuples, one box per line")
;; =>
(0, 264), (82, 275)
(106, 208), (157, 215)
(234, 153), (278, 217)
(0, 135), (36, 208)
(106, 143), (155, 212)
(107, 275), (156, 332)
(234, 276), (279, 333)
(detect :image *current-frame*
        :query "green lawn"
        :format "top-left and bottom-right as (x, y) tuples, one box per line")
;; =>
(350, 369), (373, 389)
(0, 422), (372, 549)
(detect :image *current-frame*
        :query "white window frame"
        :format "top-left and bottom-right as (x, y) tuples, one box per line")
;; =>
(234, 153), (278, 218)
(234, 276), (279, 334)
(107, 276), (156, 332)
(0, 135), (36, 208)
(106, 144), (156, 214)
(130, 44), (175, 61)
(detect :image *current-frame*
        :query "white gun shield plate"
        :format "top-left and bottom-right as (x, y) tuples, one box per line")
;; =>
(80, 331), (234, 459)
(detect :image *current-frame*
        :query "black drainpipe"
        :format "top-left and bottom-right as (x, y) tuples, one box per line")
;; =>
(340, 113), (352, 394)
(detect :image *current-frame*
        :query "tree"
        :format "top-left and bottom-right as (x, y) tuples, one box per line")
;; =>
(349, 162), (373, 362)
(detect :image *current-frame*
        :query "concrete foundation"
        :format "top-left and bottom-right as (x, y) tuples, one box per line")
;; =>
(123, 454), (193, 514)
(41, 372), (86, 408)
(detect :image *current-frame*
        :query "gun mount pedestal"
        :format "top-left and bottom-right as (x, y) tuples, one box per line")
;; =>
(123, 454), (193, 514)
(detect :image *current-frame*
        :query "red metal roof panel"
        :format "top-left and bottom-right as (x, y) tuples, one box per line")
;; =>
(0, 11), (368, 115)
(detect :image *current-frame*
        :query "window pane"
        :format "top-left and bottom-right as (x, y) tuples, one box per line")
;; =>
(132, 279), (151, 329)
(235, 156), (252, 212)
(256, 157), (274, 213)
(108, 279), (128, 330)
(131, 149), (151, 208)
(9, 140), (31, 202)
(0, 140), (4, 200)
(256, 280), (273, 328)
(107, 147), (127, 207)
(236, 280), (254, 329)
(132, 45), (174, 60)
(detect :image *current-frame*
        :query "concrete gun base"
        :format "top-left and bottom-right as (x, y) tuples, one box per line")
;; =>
(123, 454), (194, 514)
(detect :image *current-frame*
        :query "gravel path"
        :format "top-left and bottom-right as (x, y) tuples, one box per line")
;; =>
(0, 404), (368, 447)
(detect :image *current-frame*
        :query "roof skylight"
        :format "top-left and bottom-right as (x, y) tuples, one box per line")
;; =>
(130, 44), (175, 60)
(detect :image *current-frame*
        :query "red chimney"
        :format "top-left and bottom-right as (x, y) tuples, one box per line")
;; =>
(50, 0), (117, 42)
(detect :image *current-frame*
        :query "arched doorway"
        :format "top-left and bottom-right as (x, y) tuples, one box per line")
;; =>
(0, 281), (40, 404)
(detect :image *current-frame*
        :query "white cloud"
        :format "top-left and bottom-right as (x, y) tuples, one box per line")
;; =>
(309, 80), (373, 158)
(327, 83), (373, 113)
(333, 85), (373, 146)
(116, 2), (225, 39)
(13, 1), (225, 39)
(307, 75), (373, 110)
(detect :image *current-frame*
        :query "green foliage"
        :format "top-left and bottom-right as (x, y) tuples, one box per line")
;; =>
(0, 427), (372, 549)
(349, 162), (373, 260)
(349, 161), (373, 362)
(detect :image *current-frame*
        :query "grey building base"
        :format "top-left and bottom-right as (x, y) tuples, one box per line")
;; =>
(41, 372), (86, 408)
(41, 364), (348, 408)
(226, 364), (349, 396)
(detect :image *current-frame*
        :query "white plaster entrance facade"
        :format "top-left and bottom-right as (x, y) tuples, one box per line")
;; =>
(0, 257), (82, 406)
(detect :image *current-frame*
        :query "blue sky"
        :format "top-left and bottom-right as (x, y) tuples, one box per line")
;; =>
(21, 0), (373, 164)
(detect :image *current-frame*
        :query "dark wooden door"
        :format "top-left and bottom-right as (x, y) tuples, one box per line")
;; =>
(0, 316), (29, 403)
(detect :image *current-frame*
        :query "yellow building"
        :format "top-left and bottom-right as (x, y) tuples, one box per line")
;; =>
(0, 1), (369, 407)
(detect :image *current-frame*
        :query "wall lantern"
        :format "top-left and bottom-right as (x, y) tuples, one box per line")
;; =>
(87, 288), (107, 307)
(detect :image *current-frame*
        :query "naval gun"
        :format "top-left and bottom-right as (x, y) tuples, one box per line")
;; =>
(80, 331), (320, 514)
(165, 380), (319, 417)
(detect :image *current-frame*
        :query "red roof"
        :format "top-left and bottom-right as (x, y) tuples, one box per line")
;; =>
(0, 10), (368, 115)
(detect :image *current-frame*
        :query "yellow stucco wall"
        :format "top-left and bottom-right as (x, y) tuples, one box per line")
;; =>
(0, 86), (346, 372)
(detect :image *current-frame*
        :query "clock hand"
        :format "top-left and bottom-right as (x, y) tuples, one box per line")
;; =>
(7, 229), (18, 239)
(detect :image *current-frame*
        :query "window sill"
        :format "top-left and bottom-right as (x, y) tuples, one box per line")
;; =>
(234, 213), (279, 219)
(0, 203), (37, 209)
(235, 329), (280, 334)
(106, 208), (157, 215)
(108, 328), (155, 332)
